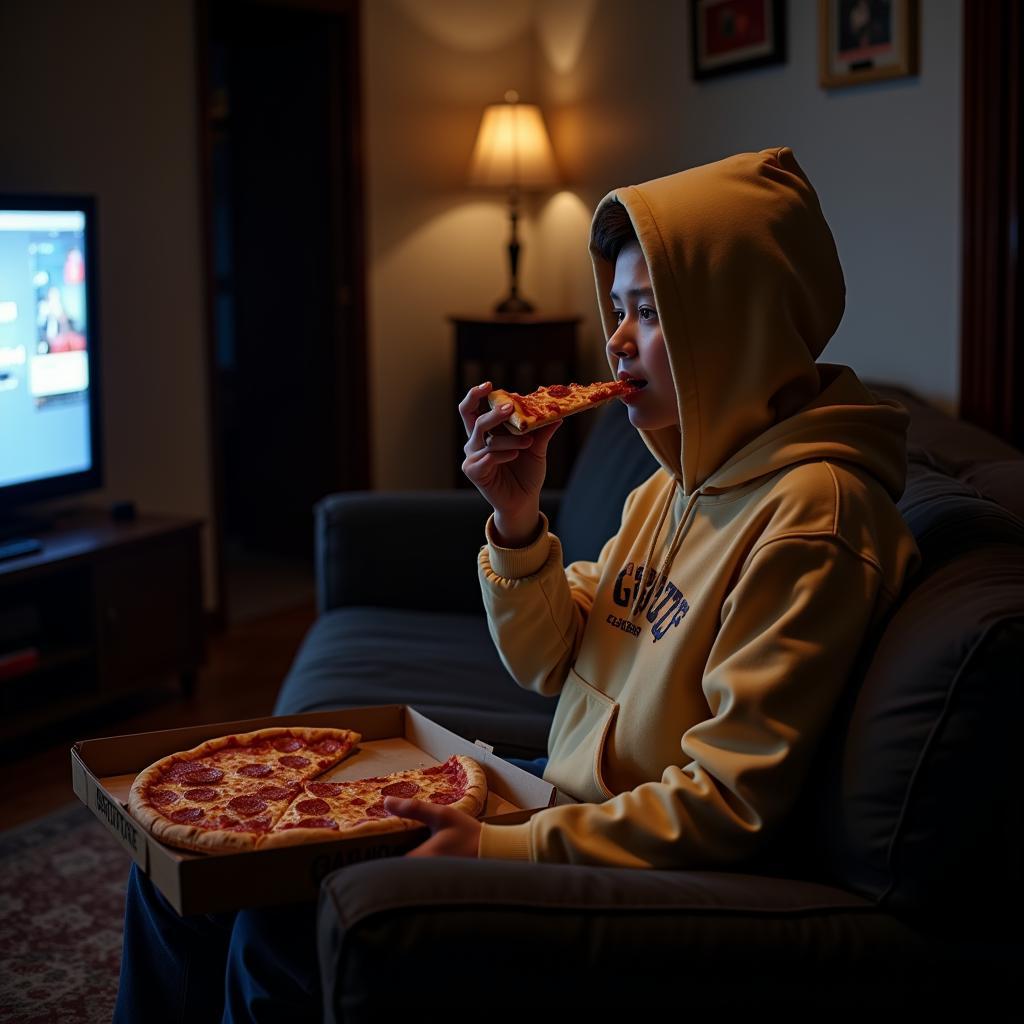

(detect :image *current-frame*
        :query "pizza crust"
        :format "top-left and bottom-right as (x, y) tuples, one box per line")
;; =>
(450, 754), (488, 817)
(488, 389), (536, 435)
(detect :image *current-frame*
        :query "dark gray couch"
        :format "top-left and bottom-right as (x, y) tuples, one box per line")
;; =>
(275, 387), (1024, 1016)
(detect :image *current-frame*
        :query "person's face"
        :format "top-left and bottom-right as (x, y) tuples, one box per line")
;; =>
(606, 242), (678, 431)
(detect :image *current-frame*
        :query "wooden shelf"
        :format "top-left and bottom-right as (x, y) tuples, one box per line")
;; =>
(0, 509), (205, 743)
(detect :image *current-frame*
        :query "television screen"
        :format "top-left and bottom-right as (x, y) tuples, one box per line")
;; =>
(0, 196), (101, 510)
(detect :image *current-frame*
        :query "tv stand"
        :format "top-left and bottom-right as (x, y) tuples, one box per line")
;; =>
(0, 538), (44, 563)
(0, 509), (205, 745)
(0, 511), (55, 544)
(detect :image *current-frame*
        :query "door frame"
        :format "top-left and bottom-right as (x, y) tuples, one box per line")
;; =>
(960, 0), (1022, 450)
(194, 0), (369, 628)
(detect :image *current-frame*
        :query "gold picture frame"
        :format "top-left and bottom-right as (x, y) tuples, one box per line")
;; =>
(819, 0), (919, 88)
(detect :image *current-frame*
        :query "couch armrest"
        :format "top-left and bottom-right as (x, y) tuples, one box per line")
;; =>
(315, 490), (564, 615)
(317, 858), (1006, 1017)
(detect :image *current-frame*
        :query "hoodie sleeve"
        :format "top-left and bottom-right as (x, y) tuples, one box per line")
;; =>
(478, 490), (641, 699)
(478, 535), (888, 866)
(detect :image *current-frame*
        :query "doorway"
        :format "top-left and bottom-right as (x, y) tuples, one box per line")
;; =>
(196, 0), (368, 624)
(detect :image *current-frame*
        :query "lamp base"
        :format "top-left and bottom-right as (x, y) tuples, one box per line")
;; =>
(494, 294), (535, 315)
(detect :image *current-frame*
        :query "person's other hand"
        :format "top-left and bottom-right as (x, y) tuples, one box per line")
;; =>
(458, 382), (562, 545)
(383, 796), (482, 858)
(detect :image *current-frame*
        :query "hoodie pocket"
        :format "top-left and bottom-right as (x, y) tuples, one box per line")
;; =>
(546, 668), (619, 802)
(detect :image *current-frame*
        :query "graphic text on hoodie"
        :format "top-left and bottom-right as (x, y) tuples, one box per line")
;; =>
(609, 561), (690, 642)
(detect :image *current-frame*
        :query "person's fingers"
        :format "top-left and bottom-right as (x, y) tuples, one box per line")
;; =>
(481, 432), (534, 452)
(465, 402), (515, 454)
(462, 447), (522, 484)
(383, 796), (448, 829)
(458, 382), (493, 438)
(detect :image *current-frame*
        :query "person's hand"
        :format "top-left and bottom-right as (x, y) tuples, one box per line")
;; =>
(383, 796), (482, 857)
(458, 382), (562, 545)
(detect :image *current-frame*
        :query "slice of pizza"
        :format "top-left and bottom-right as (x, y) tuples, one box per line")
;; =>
(128, 727), (361, 852)
(487, 379), (641, 435)
(258, 755), (489, 849)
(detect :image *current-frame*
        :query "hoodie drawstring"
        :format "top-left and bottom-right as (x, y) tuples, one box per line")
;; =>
(629, 480), (701, 621)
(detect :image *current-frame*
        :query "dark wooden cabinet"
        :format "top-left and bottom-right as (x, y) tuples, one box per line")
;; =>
(450, 314), (581, 488)
(0, 512), (205, 743)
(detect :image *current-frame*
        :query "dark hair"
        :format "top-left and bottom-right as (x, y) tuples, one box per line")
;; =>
(592, 199), (638, 262)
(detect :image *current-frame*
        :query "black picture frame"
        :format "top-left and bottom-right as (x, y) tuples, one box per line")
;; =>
(690, 0), (787, 81)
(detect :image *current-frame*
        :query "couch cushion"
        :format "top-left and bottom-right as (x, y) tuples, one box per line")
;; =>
(318, 859), (1016, 1014)
(869, 382), (1024, 521)
(274, 607), (555, 758)
(774, 458), (1024, 923)
(556, 402), (659, 565)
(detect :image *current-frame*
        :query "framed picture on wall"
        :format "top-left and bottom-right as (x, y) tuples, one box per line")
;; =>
(690, 0), (787, 81)
(819, 0), (920, 88)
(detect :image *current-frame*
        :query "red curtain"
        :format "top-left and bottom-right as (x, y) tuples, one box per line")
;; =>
(960, 0), (1023, 451)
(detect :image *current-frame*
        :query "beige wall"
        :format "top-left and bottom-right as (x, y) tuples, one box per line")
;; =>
(533, 0), (964, 408)
(0, 0), (217, 607)
(363, 0), (539, 490)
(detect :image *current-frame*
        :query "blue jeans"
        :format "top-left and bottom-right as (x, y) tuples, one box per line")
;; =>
(114, 756), (548, 1022)
(507, 755), (548, 778)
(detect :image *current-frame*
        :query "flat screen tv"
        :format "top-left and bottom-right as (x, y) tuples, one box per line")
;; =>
(0, 194), (103, 539)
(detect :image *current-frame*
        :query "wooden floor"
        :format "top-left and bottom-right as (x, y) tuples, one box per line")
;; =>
(1, 600), (317, 830)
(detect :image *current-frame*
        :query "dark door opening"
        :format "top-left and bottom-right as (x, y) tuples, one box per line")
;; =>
(197, 0), (368, 622)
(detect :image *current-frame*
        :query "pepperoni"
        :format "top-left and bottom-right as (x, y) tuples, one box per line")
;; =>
(283, 817), (338, 830)
(381, 780), (419, 798)
(160, 761), (197, 781)
(348, 797), (365, 807)
(150, 789), (180, 806)
(237, 763), (273, 778)
(183, 788), (219, 802)
(181, 766), (224, 785)
(170, 807), (204, 823)
(272, 737), (304, 753)
(312, 738), (342, 754)
(216, 815), (240, 829)
(306, 781), (345, 798)
(429, 790), (460, 805)
(421, 764), (447, 776)
(547, 384), (570, 397)
(295, 798), (330, 815)
(257, 783), (301, 801)
(227, 796), (268, 816)
(365, 802), (390, 818)
(278, 755), (310, 769)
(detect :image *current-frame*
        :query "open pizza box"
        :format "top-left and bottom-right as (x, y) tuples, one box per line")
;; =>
(71, 705), (558, 916)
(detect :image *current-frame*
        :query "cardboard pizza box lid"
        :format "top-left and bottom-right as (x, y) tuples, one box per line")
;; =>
(71, 705), (558, 916)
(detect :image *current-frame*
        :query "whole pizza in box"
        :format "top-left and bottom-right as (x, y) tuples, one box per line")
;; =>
(127, 726), (487, 853)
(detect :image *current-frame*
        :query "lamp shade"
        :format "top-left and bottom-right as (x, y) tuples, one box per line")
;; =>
(468, 93), (560, 190)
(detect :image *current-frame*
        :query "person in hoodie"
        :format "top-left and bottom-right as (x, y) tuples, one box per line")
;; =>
(112, 146), (920, 1023)
(385, 145), (921, 868)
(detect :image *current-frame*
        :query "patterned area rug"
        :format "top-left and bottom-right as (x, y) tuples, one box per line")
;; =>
(0, 803), (128, 1024)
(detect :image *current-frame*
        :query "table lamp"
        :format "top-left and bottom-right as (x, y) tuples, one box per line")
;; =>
(468, 90), (560, 314)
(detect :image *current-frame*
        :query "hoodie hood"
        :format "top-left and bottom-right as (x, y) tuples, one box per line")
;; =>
(589, 146), (909, 502)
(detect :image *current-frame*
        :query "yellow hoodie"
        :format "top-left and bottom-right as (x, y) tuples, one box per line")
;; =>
(476, 146), (920, 868)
